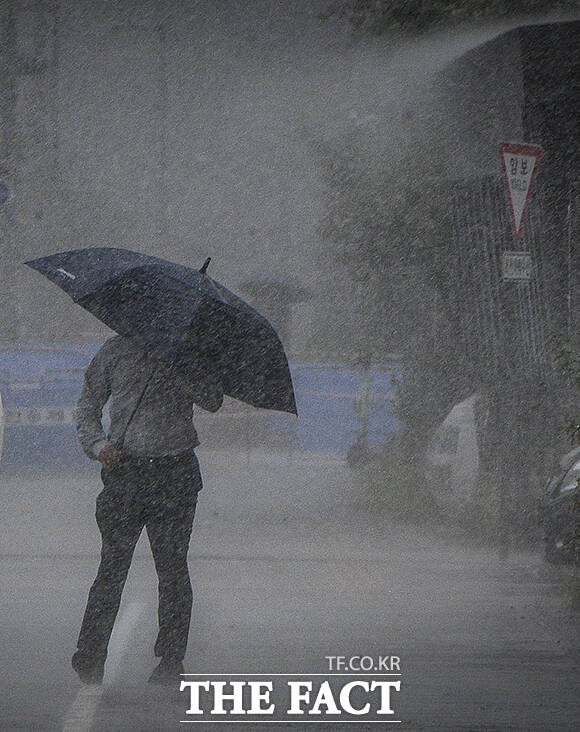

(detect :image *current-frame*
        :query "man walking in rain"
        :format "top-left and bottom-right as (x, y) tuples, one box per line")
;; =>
(72, 334), (223, 685)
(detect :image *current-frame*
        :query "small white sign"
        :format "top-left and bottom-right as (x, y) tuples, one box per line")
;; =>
(500, 142), (542, 246)
(502, 251), (532, 281)
(3, 405), (76, 426)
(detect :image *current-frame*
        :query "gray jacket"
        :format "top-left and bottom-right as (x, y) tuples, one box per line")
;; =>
(75, 335), (223, 459)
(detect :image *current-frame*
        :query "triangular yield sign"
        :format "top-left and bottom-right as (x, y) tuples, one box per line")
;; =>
(500, 142), (542, 246)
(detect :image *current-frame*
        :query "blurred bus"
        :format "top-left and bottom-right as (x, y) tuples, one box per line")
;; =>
(0, 343), (402, 472)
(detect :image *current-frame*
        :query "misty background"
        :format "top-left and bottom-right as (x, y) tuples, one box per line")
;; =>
(3, 0), (574, 354)
(1, 2), (580, 730)
(2, 0), (375, 351)
(2, 0), (580, 536)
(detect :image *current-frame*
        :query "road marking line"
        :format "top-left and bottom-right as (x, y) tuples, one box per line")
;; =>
(105, 600), (147, 683)
(61, 685), (102, 732)
(61, 601), (147, 732)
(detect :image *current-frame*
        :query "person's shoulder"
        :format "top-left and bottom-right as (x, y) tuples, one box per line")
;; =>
(92, 335), (131, 364)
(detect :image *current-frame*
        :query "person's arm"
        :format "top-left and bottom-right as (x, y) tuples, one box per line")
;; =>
(74, 345), (114, 461)
(192, 373), (223, 413)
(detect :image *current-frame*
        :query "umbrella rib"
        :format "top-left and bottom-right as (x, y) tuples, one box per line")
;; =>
(120, 267), (230, 308)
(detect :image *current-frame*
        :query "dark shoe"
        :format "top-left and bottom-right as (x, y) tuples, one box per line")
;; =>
(72, 650), (105, 685)
(148, 657), (184, 685)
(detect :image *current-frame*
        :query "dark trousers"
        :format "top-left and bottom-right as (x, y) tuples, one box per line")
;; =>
(76, 451), (202, 662)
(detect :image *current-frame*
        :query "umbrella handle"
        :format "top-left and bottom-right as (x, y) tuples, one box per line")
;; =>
(115, 365), (158, 451)
(199, 257), (211, 274)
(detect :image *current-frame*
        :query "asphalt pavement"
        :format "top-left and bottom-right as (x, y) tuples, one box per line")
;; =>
(1, 449), (578, 731)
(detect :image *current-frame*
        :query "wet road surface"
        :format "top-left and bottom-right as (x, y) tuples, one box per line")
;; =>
(1, 450), (578, 731)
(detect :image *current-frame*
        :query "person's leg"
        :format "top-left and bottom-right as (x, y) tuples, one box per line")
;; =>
(145, 453), (201, 677)
(74, 463), (144, 681)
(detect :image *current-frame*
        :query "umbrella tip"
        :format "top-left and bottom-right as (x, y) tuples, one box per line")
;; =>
(200, 257), (211, 275)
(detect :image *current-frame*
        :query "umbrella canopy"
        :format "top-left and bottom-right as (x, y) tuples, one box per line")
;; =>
(25, 248), (297, 415)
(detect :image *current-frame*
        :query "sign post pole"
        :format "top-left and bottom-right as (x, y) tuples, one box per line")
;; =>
(497, 142), (542, 559)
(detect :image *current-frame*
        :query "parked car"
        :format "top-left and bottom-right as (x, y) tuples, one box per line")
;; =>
(539, 447), (580, 565)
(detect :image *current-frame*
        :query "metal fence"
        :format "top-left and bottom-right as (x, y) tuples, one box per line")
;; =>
(447, 175), (558, 383)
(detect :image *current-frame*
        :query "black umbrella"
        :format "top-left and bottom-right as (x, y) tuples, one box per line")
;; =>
(25, 247), (297, 415)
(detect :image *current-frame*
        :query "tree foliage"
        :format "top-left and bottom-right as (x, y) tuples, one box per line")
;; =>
(316, 131), (471, 444)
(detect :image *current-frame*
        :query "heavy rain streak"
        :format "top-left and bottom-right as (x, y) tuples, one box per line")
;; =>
(1, 1), (579, 730)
